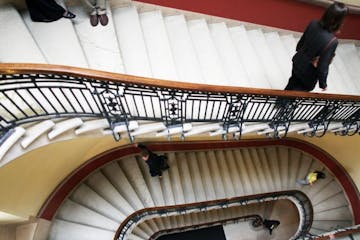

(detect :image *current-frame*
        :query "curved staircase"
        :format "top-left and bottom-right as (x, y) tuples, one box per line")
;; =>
(1, 1), (360, 166)
(47, 145), (354, 239)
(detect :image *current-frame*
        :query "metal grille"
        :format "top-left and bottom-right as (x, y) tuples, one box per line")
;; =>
(1, 73), (360, 140)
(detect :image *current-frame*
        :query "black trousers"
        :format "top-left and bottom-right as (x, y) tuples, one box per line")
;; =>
(284, 72), (312, 92)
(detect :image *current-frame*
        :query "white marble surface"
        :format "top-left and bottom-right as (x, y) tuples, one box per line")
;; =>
(264, 32), (292, 82)
(209, 22), (252, 87)
(69, 4), (125, 73)
(112, 6), (152, 77)
(140, 10), (178, 81)
(164, 15), (204, 83)
(22, 10), (88, 68)
(229, 26), (271, 89)
(0, 4), (45, 63)
(337, 43), (360, 92)
(187, 19), (228, 86)
(248, 29), (285, 89)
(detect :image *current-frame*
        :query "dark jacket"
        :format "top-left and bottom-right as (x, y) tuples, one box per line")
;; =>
(292, 20), (338, 90)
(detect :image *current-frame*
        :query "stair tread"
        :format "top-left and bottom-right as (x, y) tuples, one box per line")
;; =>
(247, 29), (285, 89)
(140, 10), (178, 80)
(22, 9), (88, 68)
(229, 26), (271, 88)
(69, 4), (125, 73)
(164, 14), (204, 83)
(49, 219), (115, 240)
(112, 6), (152, 77)
(209, 22), (251, 87)
(0, 4), (45, 63)
(187, 19), (228, 85)
(56, 199), (118, 231)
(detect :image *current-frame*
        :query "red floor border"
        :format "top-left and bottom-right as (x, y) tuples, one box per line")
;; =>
(38, 138), (360, 224)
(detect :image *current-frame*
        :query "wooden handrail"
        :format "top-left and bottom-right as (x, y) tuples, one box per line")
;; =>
(1, 63), (360, 101)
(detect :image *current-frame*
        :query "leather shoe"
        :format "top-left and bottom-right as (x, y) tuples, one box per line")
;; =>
(63, 11), (76, 19)
(90, 14), (99, 27)
(99, 14), (109, 26)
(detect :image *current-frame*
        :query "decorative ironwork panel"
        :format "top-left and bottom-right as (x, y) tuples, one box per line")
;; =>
(1, 71), (360, 141)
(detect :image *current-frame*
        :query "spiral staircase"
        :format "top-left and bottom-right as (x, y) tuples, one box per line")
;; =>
(46, 145), (354, 239)
(0, 1), (360, 239)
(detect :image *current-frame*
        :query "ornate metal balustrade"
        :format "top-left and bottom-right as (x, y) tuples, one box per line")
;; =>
(1, 64), (360, 142)
(115, 190), (313, 240)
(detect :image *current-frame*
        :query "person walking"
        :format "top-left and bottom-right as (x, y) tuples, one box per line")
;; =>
(263, 219), (280, 235)
(137, 144), (170, 179)
(285, 2), (348, 92)
(26, 0), (75, 22)
(297, 171), (326, 186)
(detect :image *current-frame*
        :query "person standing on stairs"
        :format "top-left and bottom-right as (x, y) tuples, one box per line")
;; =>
(81, 0), (109, 26)
(285, 2), (348, 92)
(26, 0), (76, 22)
(262, 219), (280, 235)
(137, 144), (170, 179)
(297, 170), (326, 186)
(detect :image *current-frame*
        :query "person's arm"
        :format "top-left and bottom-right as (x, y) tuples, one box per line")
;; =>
(317, 40), (338, 90)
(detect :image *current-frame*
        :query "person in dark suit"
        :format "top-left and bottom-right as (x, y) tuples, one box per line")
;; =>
(137, 144), (170, 179)
(26, 0), (75, 22)
(285, 2), (348, 92)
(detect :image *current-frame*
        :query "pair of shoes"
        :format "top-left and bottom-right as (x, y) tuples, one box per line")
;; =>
(89, 13), (109, 26)
(63, 11), (76, 19)
(98, 13), (109, 26)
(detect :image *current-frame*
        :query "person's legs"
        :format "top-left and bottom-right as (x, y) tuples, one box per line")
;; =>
(81, 0), (98, 26)
(95, 0), (107, 13)
(96, 0), (108, 26)
(296, 179), (309, 185)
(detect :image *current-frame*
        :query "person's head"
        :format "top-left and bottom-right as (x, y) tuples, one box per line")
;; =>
(140, 149), (149, 160)
(320, 2), (348, 33)
(314, 171), (326, 179)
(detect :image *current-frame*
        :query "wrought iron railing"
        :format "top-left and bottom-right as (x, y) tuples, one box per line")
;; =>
(1, 64), (360, 141)
(115, 190), (313, 240)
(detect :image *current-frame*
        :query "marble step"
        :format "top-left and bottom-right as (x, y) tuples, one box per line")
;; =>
(187, 19), (228, 85)
(112, 6), (152, 77)
(164, 14), (204, 83)
(229, 25), (271, 88)
(69, 4), (125, 73)
(209, 22), (251, 87)
(247, 28), (285, 89)
(263, 31), (292, 83)
(337, 43), (360, 92)
(22, 9), (88, 68)
(49, 219), (115, 240)
(56, 199), (119, 231)
(139, 10), (178, 81)
(0, 4), (45, 63)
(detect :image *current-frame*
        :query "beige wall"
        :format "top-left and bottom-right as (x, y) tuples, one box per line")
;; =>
(0, 133), (359, 221)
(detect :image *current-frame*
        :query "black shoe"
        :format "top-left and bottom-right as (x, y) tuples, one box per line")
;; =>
(63, 11), (76, 19)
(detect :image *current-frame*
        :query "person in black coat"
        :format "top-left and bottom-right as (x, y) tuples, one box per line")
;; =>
(285, 2), (348, 92)
(26, 0), (75, 22)
(263, 219), (280, 235)
(137, 144), (170, 178)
